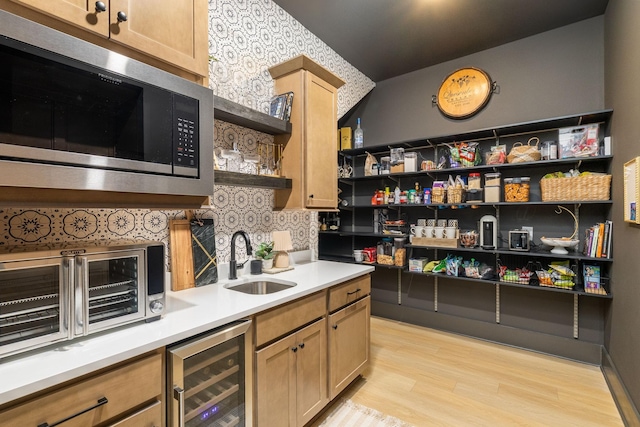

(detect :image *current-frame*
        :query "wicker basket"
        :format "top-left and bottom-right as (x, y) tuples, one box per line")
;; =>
(432, 187), (446, 204)
(540, 174), (611, 201)
(447, 185), (465, 204)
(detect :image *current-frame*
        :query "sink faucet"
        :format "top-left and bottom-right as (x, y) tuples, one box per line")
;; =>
(229, 230), (253, 280)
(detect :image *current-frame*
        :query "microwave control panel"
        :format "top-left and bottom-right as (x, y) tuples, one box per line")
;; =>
(173, 95), (200, 176)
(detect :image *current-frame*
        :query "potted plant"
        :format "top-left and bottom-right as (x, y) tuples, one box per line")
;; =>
(255, 241), (275, 269)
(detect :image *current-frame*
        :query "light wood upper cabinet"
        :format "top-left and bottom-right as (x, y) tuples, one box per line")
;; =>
(7, 0), (109, 35)
(109, 0), (208, 77)
(3, 0), (208, 79)
(270, 55), (345, 210)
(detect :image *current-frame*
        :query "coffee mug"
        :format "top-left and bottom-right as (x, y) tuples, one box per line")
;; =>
(444, 226), (457, 239)
(353, 250), (364, 263)
(417, 219), (427, 226)
(427, 219), (436, 227)
(434, 226), (445, 238)
(424, 226), (435, 238)
(437, 219), (447, 228)
(411, 225), (426, 237)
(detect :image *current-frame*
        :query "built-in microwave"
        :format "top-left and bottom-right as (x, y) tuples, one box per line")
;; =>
(0, 241), (165, 360)
(0, 10), (213, 201)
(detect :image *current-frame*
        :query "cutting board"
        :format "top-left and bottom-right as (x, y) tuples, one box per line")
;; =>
(169, 218), (195, 291)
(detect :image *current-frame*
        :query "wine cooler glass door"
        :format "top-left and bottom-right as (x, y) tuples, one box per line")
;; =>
(168, 320), (252, 427)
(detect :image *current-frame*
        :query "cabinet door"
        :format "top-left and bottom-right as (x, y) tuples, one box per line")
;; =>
(8, 0), (109, 35)
(304, 71), (338, 209)
(109, 0), (208, 76)
(295, 318), (328, 426)
(255, 333), (297, 427)
(328, 296), (370, 400)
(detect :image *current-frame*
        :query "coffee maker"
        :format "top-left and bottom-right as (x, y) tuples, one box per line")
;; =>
(480, 215), (498, 249)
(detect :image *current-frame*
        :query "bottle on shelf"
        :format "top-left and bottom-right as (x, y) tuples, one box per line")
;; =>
(354, 118), (364, 149)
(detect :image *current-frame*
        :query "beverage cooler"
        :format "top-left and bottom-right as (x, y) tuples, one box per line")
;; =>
(167, 320), (253, 427)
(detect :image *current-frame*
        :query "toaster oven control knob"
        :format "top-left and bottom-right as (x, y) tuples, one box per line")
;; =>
(95, 1), (106, 12)
(117, 11), (128, 22)
(149, 300), (164, 313)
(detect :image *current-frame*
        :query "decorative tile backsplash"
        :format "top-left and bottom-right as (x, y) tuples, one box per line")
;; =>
(0, 0), (370, 270)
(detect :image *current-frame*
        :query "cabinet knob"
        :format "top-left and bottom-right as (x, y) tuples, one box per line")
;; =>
(309, 194), (314, 198)
(95, 1), (106, 12)
(299, 343), (305, 349)
(117, 11), (128, 22)
(291, 347), (298, 353)
(332, 325), (338, 330)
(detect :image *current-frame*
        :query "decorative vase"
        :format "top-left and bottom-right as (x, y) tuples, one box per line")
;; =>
(262, 258), (273, 270)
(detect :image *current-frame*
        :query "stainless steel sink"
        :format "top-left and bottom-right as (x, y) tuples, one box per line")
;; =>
(224, 279), (297, 295)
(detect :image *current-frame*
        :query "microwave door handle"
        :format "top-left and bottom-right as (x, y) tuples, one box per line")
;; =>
(76, 256), (89, 336)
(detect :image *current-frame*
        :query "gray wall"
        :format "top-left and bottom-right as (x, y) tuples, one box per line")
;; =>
(604, 0), (640, 413)
(347, 17), (604, 146)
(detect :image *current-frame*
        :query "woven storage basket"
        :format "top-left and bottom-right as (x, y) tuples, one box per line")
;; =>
(507, 137), (541, 164)
(447, 186), (465, 204)
(540, 174), (611, 201)
(432, 187), (446, 204)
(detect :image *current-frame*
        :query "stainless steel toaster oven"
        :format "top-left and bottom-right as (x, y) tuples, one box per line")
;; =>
(0, 241), (165, 359)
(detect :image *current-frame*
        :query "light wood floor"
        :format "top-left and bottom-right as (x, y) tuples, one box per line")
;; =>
(312, 316), (623, 427)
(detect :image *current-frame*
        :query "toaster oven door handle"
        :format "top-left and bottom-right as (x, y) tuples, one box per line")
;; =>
(75, 256), (89, 336)
(62, 257), (74, 334)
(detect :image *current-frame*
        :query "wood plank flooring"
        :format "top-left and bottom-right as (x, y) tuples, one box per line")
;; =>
(312, 316), (623, 426)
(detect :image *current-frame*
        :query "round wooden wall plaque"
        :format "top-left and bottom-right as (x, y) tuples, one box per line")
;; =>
(436, 67), (493, 119)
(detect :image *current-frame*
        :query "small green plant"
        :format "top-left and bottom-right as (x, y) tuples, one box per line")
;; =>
(255, 241), (275, 260)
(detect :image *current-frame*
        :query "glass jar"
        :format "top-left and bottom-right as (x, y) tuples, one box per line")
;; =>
(468, 173), (481, 189)
(404, 152), (417, 172)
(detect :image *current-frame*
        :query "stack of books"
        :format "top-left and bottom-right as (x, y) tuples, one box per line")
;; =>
(269, 92), (294, 121)
(583, 220), (612, 258)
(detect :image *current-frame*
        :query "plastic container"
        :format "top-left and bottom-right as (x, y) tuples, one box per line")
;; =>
(485, 186), (501, 203)
(404, 152), (417, 172)
(468, 173), (481, 189)
(504, 177), (530, 202)
(485, 172), (501, 187)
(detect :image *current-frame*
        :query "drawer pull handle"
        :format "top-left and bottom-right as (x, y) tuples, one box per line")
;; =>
(37, 397), (108, 427)
(347, 288), (361, 296)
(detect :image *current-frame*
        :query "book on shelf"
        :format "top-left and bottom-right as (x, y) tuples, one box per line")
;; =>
(583, 264), (601, 290)
(583, 221), (612, 258)
(269, 92), (294, 121)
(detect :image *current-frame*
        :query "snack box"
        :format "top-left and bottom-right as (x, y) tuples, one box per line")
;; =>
(409, 258), (429, 272)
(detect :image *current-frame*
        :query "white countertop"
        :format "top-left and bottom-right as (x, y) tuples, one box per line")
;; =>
(0, 260), (373, 406)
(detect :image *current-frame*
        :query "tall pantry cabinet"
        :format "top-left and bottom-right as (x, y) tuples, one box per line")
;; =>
(269, 55), (345, 210)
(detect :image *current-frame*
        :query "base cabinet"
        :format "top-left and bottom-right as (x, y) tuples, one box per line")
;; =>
(328, 296), (371, 400)
(255, 318), (328, 427)
(0, 352), (163, 427)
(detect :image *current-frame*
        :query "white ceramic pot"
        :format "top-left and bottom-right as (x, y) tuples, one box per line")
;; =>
(262, 258), (273, 270)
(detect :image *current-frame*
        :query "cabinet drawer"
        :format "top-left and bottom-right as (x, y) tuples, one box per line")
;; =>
(108, 400), (162, 427)
(255, 291), (326, 347)
(0, 353), (162, 427)
(328, 274), (371, 312)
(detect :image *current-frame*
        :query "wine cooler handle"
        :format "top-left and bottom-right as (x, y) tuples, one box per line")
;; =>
(37, 397), (108, 427)
(173, 386), (185, 427)
(76, 256), (89, 336)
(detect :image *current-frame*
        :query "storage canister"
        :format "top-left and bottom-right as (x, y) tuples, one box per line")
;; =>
(404, 152), (417, 172)
(504, 177), (530, 202)
(380, 156), (391, 174)
(468, 173), (481, 189)
(485, 172), (501, 187)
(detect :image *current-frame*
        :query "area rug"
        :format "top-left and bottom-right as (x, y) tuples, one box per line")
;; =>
(318, 399), (413, 427)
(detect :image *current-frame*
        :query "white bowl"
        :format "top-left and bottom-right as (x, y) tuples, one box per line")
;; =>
(540, 237), (579, 254)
